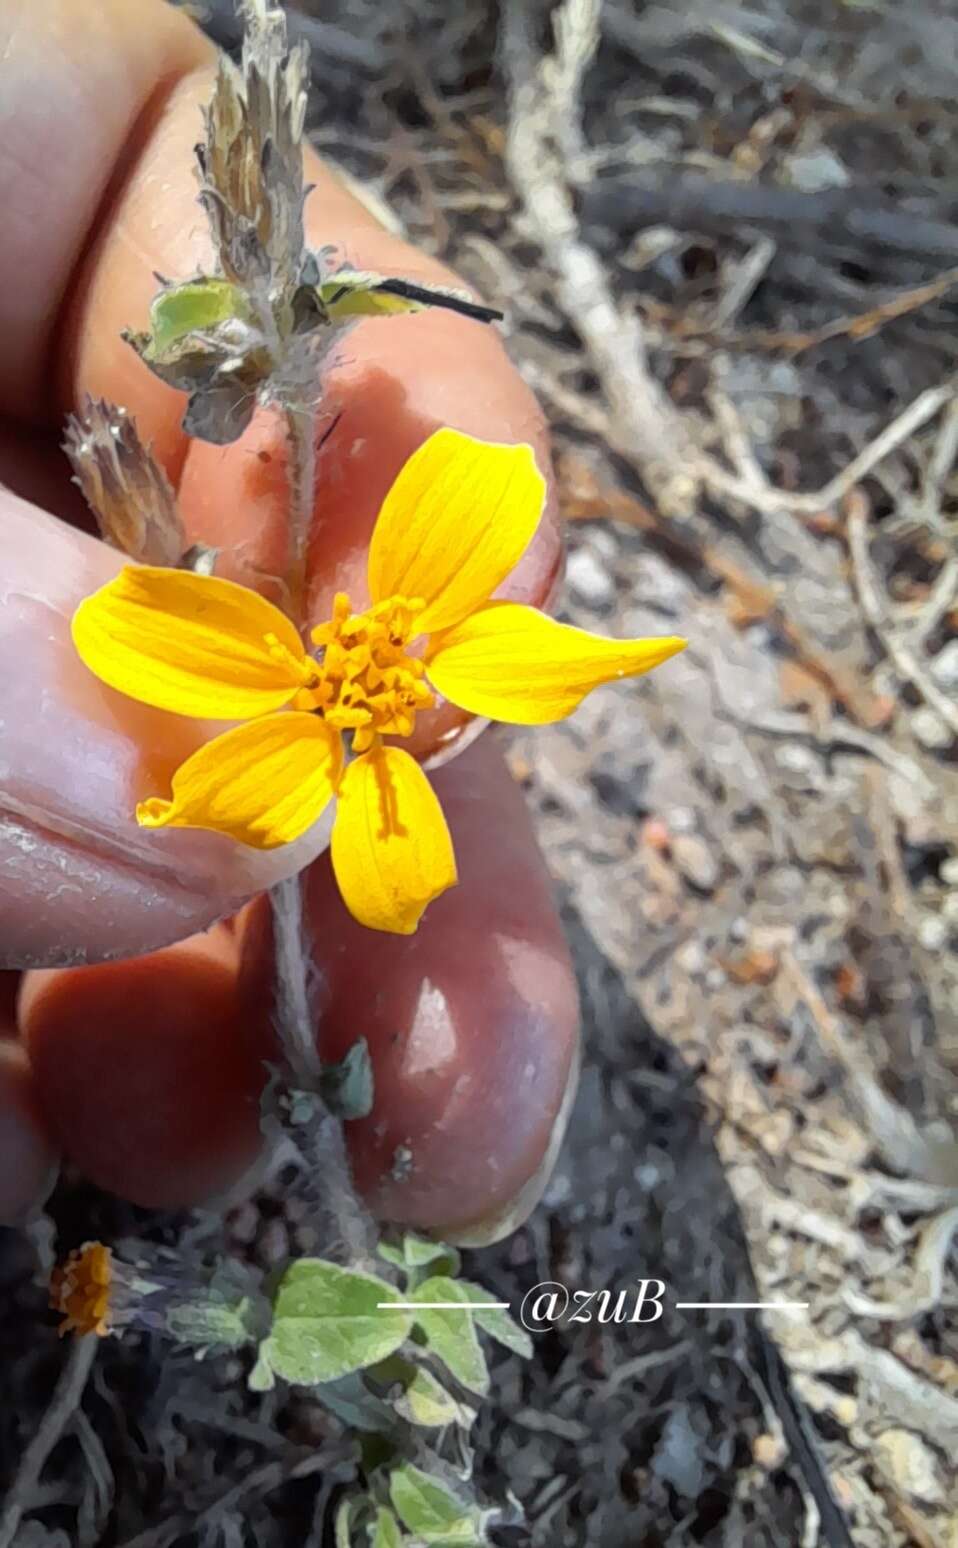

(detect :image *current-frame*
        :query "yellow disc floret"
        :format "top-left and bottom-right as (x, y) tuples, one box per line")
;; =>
(308, 592), (435, 753)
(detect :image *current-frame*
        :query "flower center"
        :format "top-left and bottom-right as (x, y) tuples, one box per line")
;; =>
(304, 592), (435, 753)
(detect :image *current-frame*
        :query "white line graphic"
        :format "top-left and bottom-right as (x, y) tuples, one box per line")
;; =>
(377, 1301), (510, 1311)
(675, 1302), (809, 1310)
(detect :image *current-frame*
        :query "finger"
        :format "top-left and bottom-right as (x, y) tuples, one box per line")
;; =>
(1, 1), (559, 963)
(18, 926), (263, 1208)
(21, 737), (580, 1236)
(0, 0), (211, 419)
(1, 493), (335, 967)
(0, 1038), (58, 1225)
(303, 734), (581, 1242)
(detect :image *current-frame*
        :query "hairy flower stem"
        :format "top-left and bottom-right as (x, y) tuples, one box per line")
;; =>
(269, 874), (377, 1266)
(282, 403), (315, 625)
(269, 873), (321, 1085)
(265, 401), (376, 1266)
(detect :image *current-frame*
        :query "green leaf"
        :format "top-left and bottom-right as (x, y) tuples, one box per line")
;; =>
(370, 1508), (404, 1548)
(315, 1371), (400, 1434)
(150, 279), (249, 355)
(319, 270), (502, 325)
(255, 1260), (413, 1388)
(370, 1355), (475, 1430)
(319, 1037), (374, 1119)
(455, 1282), (533, 1359)
(411, 1279), (489, 1396)
(405, 1237), (460, 1273)
(335, 1498), (355, 1548)
(376, 1242), (406, 1270)
(389, 1464), (484, 1544)
(377, 1235), (460, 1279)
(320, 270), (424, 319)
(247, 1347), (275, 1392)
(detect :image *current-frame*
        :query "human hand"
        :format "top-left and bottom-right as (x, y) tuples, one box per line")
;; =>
(1, 0), (579, 1236)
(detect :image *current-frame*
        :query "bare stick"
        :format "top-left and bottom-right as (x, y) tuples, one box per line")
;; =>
(847, 489), (958, 737)
(502, 0), (699, 515)
(114, 1445), (350, 1548)
(0, 1335), (98, 1548)
(906, 555), (958, 650)
(779, 950), (943, 1181)
(503, 0), (958, 531)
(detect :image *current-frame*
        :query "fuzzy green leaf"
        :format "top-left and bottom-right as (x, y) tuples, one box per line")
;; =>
(370, 1507), (404, 1548)
(150, 279), (249, 355)
(411, 1279), (489, 1396)
(319, 270), (501, 326)
(255, 1260), (412, 1388)
(455, 1281), (532, 1359)
(389, 1464), (484, 1544)
(320, 270), (425, 319)
(335, 1499), (355, 1548)
(370, 1354), (475, 1430)
(378, 1235), (460, 1279)
(319, 1037), (374, 1119)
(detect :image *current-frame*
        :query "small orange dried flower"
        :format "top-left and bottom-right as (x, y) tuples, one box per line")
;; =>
(50, 1241), (114, 1338)
(50, 1239), (269, 1352)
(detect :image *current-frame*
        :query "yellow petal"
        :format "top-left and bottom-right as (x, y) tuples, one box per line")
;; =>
(331, 746), (457, 934)
(72, 566), (310, 719)
(366, 429), (545, 634)
(427, 603), (687, 723)
(137, 713), (341, 849)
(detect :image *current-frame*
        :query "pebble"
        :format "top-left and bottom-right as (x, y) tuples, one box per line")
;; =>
(874, 1428), (945, 1504)
(785, 147), (851, 193)
(226, 1201), (259, 1245)
(566, 546), (615, 609)
(257, 1216), (290, 1266)
(671, 832), (720, 891)
(911, 706), (953, 750)
(940, 857), (958, 887)
(930, 639), (958, 693)
(918, 914), (948, 951)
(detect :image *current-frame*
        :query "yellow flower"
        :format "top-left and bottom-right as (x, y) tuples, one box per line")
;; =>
(72, 429), (686, 933)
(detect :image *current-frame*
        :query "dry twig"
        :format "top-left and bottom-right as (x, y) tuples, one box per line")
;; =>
(502, 0), (700, 514)
(847, 488), (958, 738)
(0, 1336), (98, 1548)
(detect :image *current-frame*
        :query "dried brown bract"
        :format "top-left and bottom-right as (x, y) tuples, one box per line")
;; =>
(63, 397), (185, 565)
(198, 0), (310, 307)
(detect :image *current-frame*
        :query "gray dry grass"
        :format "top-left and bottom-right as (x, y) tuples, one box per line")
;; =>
(2, 2), (957, 1545)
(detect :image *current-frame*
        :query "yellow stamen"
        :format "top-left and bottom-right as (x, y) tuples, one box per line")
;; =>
(308, 591), (435, 746)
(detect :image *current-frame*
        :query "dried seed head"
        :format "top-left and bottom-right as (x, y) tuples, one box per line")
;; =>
(199, 0), (310, 300)
(50, 1239), (270, 1354)
(50, 1241), (114, 1337)
(63, 398), (185, 564)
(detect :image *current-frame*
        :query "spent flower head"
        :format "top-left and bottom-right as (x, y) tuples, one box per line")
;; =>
(72, 429), (685, 934)
(124, 0), (502, 449)
(50, 1241), (269, 1353)
(63, 398), (186, 566)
